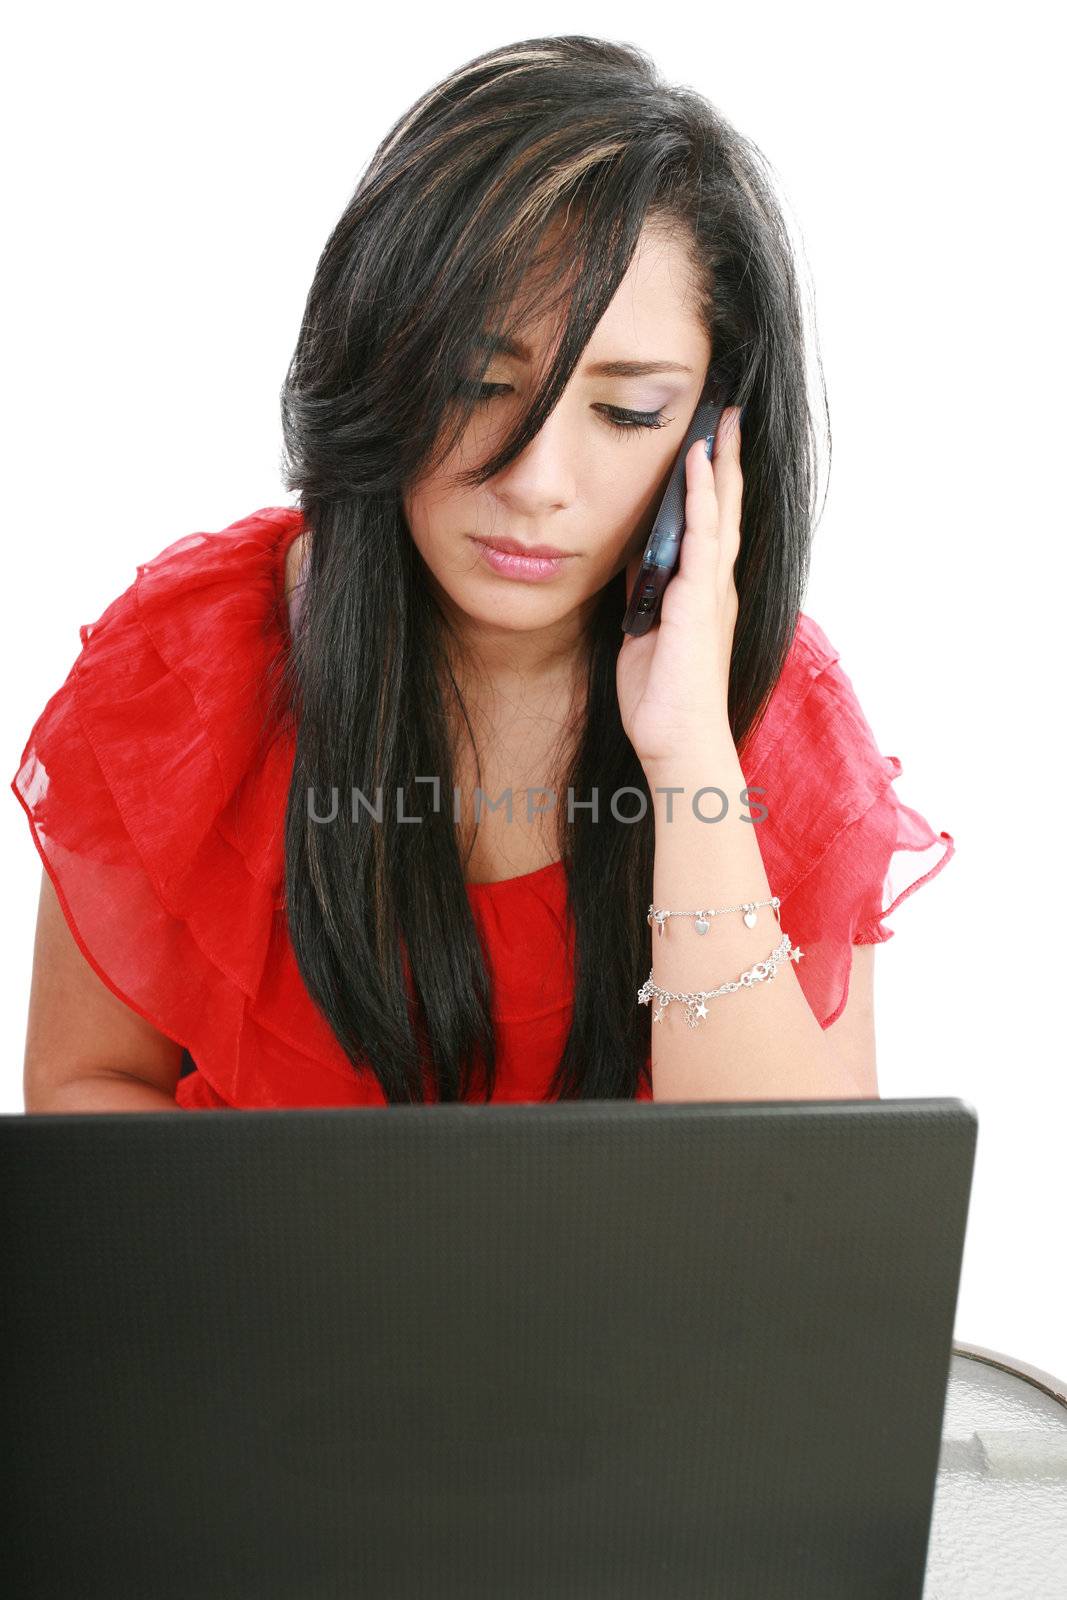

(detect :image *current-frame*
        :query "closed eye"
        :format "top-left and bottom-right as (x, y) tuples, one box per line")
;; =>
(451, 380), (670, 436)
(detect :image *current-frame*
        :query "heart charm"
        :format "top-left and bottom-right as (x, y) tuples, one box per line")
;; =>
(694, 916), (710, 936)
(743, 907), (758, 928)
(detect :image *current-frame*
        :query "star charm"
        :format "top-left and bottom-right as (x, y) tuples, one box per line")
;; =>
(695, 1002), (708, 1018)
(653, 1006), (666, 1023)
(789, 945), (804, 963)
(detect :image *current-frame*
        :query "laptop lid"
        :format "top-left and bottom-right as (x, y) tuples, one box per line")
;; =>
(1, 1095), (977, 1598)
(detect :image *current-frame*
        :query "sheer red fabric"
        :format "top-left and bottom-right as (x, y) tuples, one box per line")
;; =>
(11, 506), (955, 1109)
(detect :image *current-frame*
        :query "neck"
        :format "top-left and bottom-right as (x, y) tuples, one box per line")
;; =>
(435, 592), (597, 708)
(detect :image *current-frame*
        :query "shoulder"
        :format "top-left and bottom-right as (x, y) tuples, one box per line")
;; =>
(132, 503), (304, 636)
(284, 530), (308, 602)
(742, 612), (883, 782)
(739, 611), (841, 768)
(13, 503), (305, 890)
(283, 529), (309, 635)
(75, 503), (304, 682)
(72, 504), (305, 655)
(789, 609), (840, 674)
(740, 611), (900, 899)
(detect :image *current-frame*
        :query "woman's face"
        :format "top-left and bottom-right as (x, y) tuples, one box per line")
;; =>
(403, 225), (712, 649)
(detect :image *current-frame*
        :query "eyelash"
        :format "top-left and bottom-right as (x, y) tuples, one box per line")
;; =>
(453, 381), (669, 436)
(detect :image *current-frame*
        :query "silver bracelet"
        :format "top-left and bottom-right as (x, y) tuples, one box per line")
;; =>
(647, 895), (781, 937)
(638, 933), (802, 1028)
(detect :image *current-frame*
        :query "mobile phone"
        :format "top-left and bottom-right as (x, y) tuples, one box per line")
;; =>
(621, 396), (727, 636)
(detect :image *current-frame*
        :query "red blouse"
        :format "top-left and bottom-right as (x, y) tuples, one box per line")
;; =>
(11, 506), (955, 1110)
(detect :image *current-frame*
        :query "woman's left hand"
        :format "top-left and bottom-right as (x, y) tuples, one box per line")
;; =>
(616, 404), (744, 770)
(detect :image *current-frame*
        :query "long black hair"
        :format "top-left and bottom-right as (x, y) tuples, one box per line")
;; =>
(271, 34), (827, 1104)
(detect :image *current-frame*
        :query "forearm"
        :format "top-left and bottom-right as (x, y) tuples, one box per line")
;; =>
(25, 1072), (181, 1114)
(646, 737), (866, 1103)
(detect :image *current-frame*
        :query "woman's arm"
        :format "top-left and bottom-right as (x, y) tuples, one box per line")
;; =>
(825, 944), (877, 1096)
(645, 734), (877, 1102)
(23, 869), (183, 1112)
(620, 414), (879, 1103)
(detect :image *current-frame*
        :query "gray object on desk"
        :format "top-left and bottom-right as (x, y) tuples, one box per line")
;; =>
(924, 1342), (1067, 1598)
(1, 1096), (975, 1598)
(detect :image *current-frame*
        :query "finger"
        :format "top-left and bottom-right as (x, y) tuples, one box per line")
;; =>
(675, 433), (723, 585)
(710, 406), (744, 555)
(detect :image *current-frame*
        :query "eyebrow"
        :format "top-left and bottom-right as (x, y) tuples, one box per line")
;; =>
(475, 331), (693, 378)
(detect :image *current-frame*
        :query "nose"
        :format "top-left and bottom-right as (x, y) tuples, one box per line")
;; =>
(489, 405), (577, 516)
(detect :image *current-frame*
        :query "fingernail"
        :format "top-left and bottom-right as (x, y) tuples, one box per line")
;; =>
(704, 433), (714, 459)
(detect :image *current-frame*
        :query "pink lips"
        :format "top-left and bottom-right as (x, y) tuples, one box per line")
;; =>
(471, 537), (574, 582)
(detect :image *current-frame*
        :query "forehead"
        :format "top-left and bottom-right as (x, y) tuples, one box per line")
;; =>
(502, 222), (711, 370)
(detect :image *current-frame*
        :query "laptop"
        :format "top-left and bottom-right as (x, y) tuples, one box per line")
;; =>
(0, 1095), (977, 1598)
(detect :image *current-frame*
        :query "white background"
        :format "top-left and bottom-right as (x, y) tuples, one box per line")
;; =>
(4, 5), (1064, 1379)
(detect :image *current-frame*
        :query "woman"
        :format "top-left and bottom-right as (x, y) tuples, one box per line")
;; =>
(13, 35), (954, 1112)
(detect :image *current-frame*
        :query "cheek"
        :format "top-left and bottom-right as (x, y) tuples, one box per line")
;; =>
(403, 488), (478, 583)
(403, 482), (447, 548)
(588, 464), (659, 559)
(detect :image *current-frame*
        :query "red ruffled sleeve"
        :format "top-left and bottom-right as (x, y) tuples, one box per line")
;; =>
(740, 614), (956, 1029)
(10, 506), (314, 1105)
